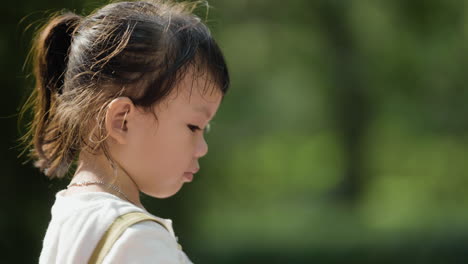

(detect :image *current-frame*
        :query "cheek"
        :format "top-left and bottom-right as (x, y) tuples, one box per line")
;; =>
(128, 121), (194, 176)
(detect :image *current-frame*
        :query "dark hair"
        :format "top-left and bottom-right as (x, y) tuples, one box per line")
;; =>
(18, 0), (230, 179)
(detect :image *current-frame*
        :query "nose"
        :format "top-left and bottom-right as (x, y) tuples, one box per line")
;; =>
(195, 135), (208, 158)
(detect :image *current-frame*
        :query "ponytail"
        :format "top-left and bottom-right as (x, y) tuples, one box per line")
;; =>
(23, 12), (81, 178)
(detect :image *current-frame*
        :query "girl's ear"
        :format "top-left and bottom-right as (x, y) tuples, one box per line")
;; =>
(105, 97), (136, 145)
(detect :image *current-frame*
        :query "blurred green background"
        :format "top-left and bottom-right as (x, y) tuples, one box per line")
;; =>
(2, 0), (468, 263)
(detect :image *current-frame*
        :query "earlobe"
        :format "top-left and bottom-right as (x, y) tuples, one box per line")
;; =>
(105, 97), (135, 145)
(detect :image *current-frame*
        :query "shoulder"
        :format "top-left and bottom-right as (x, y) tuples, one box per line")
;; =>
(103, 220), (183, 263)
(44, 190), (191, 263)
(42, 190), (154, 263)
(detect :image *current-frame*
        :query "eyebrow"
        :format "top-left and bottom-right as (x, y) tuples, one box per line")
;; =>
(193, 105), (213, 119)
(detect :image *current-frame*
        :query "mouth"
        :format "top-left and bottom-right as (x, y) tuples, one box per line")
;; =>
(183, 172), (194, 182)
(183, 167), (199, 182)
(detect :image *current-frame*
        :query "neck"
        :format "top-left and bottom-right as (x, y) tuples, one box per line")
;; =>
(70, 150), (145, 210)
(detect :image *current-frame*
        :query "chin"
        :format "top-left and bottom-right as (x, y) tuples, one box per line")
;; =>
(143, 186), (183, 199)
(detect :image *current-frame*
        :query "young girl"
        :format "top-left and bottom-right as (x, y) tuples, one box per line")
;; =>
(20, 0), (229, 263)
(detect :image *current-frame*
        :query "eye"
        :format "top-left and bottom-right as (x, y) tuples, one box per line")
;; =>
(188, 123), (211, 134)
(188, 124), (200, 132)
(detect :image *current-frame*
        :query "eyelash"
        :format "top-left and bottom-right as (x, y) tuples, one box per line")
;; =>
(188, 125), (200, 132)
(188, 124), (211, 134)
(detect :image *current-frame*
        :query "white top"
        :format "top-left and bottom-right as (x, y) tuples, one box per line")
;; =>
(39, 189), (193, 264)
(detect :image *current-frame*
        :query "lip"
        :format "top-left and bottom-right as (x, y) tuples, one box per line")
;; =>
(183, 172), (194, 182)
(183, 167), (199, 182)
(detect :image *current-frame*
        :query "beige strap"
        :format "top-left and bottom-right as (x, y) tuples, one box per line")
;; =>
(88, 211), (170, 264)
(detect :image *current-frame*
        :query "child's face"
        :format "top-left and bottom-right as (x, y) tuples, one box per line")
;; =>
(124, 72), (222, 198)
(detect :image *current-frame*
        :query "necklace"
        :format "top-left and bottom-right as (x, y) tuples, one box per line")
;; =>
(67, 180), (132, 204)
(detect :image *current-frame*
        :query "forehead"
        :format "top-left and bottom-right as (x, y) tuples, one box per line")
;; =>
(162, 70), (223, 117)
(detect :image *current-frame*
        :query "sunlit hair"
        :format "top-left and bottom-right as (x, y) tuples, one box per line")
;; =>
(18, 0), (230, 179)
